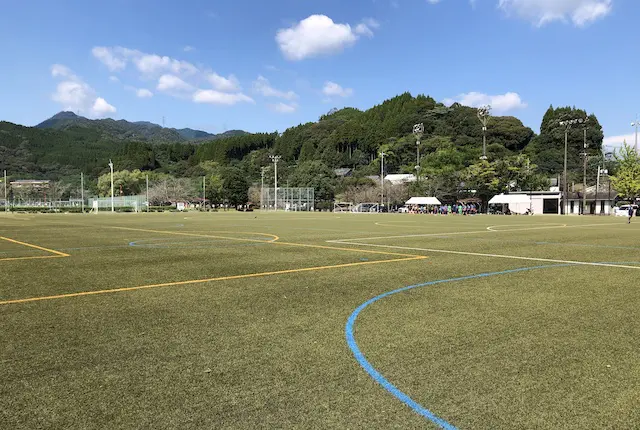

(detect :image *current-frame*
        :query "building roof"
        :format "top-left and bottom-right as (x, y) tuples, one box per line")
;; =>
(334, 168), (352, 177)
(384, 174), (416, 184)
(489, 194), (531, 204)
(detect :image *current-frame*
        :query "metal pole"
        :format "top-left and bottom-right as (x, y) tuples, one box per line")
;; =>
(81, 172), (84, 213)
(633, 116), (639, 152)
(146, 175), (149, 212)
(261, 167), (265, 210)
(583, 128), (587, 215)
(269, 155), (281, 211)
(596, 164), (601, 211)
(108, 160), (114, 213)
(3, 170), (7, 212)
(563, 129), (568, 215)
(380, 152), (385, 211)
(203, 176), (206, 212)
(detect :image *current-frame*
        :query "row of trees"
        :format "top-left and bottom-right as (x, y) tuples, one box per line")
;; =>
(4, 93), (632, 207)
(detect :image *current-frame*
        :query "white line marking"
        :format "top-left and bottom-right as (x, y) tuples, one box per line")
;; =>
(332, 222), (628, 242)
(328, 242), (640, 270)
(486, 223), (566, 232)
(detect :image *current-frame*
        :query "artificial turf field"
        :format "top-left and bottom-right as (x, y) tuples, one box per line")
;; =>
(1, 211), (640, 429)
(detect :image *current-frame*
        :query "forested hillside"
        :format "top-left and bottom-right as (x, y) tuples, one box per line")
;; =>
(0, 93), (605, 206)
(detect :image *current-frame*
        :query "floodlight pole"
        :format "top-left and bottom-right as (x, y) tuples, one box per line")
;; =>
(81, 172), (84, 213)
(632, 115), (639, 152)
(559, 117), (588, 215)
(379, 151), (386, 212)
(108, 159), (114, 213)
(477, 105), (491, 160)
(270, 155), (281, 211)
(413, 123), (424, 182)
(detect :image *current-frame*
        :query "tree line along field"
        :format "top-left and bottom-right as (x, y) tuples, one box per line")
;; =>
(0, 94), (611, 211)
(1, 211), (640, 429)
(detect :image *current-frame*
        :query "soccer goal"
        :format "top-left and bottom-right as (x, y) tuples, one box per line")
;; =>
(88, 195), (147, 213)
(261, 187), (314, 211)
(333, 202), (354, 213)
(352, 203), (380, 213)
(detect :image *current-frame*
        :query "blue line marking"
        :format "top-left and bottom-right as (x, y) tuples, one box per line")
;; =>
(345, 264), (572, 429)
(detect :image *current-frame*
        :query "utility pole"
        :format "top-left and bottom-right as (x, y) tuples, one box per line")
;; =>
(413, 123), (424, 182)
(108, 159), (114, 213)
(559, 117), (588, 215)
(270, 155), (281, 211)
(81, 172), (84, 213)
(379, 151), (386, 212)
(202, 176), (206, 211)
(477, 105), (491, 160)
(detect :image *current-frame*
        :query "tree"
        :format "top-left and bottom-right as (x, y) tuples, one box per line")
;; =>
(288, 161), (337, 204)
(610, 142), (640, 200)
(222, 167), (249, 208)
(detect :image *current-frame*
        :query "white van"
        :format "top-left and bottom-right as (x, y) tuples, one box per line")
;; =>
(614, 205), (638, 217)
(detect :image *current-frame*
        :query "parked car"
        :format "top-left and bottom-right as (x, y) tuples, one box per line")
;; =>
(614, 205), (638, 216)
(398, 206), (409, 213)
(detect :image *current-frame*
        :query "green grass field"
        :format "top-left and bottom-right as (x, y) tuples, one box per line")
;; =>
(2, 211), (640, 429)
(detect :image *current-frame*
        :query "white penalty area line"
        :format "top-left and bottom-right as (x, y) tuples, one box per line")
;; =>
(326, 241), (640, 270)
(334, 222), (631, 242)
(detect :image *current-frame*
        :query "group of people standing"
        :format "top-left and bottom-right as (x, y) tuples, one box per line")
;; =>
(408, 203), (479, 215)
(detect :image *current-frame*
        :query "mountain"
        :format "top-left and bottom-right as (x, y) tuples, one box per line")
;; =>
(36, 112), (246, 143)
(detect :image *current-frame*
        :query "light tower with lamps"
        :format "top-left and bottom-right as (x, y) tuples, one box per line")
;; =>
(269, 155), (281, 211)
(413, 123), (424, 181)
(477, 105), (491, 160)
(559, 117), (588, 215)
(108, 159), (114, 213)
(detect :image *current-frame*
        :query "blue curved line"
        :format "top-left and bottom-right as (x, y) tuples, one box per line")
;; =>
(345, 264), (571, 429)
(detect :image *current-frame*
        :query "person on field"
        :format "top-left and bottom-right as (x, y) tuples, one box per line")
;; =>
(629, 205), (635, 224)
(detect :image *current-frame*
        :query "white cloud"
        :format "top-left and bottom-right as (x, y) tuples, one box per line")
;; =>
(192, 89), (254, 105)
(276, 15), (378, 61)
(603, 134), (635, 149)
(442, 91), (527, 113)
(183, 45), (195, 52)
(92, 97), (117, 115)
(109, 75), (120, 83)
(136, 88), (154, 98)
(50, 64), (116, 118)
(208, 73), (241, 92)
(252, 75), (297, 100)
(322, 81), (353, 98)
(498, 0), (612, 27)
(92, 47), (127, 71)
(269, 102), (298, 113)
(156, 74), (194, 93)
(427, 0), (441, 4)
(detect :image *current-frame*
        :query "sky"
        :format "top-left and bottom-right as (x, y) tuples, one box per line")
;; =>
(0, 0), (636, 149)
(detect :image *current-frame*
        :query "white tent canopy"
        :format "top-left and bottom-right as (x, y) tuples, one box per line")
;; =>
(488, 194), (531, 204)
(405, 197), (441, 205)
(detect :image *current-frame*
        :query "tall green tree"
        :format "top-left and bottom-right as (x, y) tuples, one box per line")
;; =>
(222, 167), (249, 208)
(610, 142), (640, 200)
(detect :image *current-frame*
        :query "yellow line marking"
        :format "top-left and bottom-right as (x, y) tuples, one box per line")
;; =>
(0, 256), (427, 305)
(0, 236), (70, 258)
(108, 226), (424, 258)
(109, 226), (280, 243)
(0, 255), (67, 263)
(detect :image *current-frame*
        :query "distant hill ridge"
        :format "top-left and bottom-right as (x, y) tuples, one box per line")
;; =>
(36, 111), (247, 143)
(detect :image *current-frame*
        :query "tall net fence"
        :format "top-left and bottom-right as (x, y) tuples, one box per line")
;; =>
(261, 187), (314, 211)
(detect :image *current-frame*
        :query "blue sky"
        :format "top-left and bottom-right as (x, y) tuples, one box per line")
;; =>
(0, 0), (635, 148)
